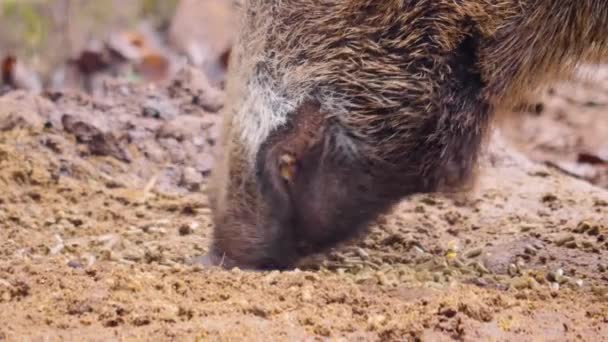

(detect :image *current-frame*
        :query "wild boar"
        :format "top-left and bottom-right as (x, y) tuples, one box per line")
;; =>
(204, 0), (608, 270)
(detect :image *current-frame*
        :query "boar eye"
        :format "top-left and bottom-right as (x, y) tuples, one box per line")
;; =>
(278, 153), (297, 183)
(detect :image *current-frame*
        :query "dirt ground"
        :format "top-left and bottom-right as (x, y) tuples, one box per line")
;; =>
(1, 3), (608, 341)
(0, 64), (606, 341)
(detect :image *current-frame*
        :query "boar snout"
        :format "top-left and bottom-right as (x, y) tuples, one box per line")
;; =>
(206, 100), (410, 270)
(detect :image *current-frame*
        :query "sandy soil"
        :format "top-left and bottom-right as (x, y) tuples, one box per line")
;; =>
(0, 65), (606, 341)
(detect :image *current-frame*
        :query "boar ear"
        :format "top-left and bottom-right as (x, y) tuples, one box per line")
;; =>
(257, 100), (326, 199)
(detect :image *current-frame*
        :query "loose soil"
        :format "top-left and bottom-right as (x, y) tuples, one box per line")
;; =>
(1, 41), (608, 342)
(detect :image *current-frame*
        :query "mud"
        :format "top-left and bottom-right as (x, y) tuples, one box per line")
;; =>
(0, 58), (608, 341)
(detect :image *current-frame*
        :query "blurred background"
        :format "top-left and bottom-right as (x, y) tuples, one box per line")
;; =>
(0, 0), (606, 189)
(0, 0), (235, 93)
(1, 0), (176, 75)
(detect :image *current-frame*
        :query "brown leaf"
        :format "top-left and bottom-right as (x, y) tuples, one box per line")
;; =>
(577, 152), (608, 165)
(70, 50), (111, 75)
(1, 55), (42, 93)
(1, 55), (16, 85)
(105, 31), (148, 61)
(136, 54), (170, 82)
(219, 48), (231, 70)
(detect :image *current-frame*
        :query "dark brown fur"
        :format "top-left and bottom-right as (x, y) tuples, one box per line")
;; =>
(206, 0), (608, 270)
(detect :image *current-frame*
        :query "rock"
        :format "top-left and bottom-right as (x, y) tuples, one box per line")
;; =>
(194, 154), (214, 175)
(180, 167), (203, 191)
(0, 91), (52, 131)
(355, 248), (370, 260)
(547, 269), (564, 283)
(587, 225), (601, 236)
(481, 238), (538, 275)
(178, 223), (194, 236)
(61, 114), (131, 162)
(549, 282), (560, 295)
(156, 115), (211, 142)
(465, 247), (483, 259)
(0, 109), (44, 131)
(555, 235), (576, 247)
(142, 97), (178, 120)
(301, 287), (313, 302)
(67, 260), (83, 269)
(157, 138), (187, 163)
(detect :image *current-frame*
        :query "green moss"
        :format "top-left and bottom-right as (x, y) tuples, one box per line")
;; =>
(0, 0), (179, 78)
(2, 0), (50, 52)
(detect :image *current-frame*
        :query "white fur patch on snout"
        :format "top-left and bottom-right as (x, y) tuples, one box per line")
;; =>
(233, 76), (305, 163)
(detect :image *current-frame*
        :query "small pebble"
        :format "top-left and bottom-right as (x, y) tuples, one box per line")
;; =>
(83, 254), (96, 267)
(147, 227), (167, 235)
(471, 261), (489, 275)
(98, 234), (120, 249)
(301, 287), (313, 302)
(550, 282), (560, 294)
(447, 240), (460, 252)
(100, 250), (120, 262)
(524, 245), (537, 256)
(304, 273), (320, 282)
(452, 258), (465, 269)
(355, 248), (370, 260)
(547, 269), (564, 283)
(67, 260), (83, 269)
(263, 271), (280, 284)
(49, 243), (64, 255)
(377, 272), (391, 286)
(565, 241), (578, 249)
(520, 225), (536, 233)
(433, 273), (442, 283)
(142, 98), (178, 120)
(555, 235), (575, 246)
(142, 106), (161, 119)
(512, 276), (537, 290)
(439, 307), (458, 318)
(591, 286), (608, 297)
(472, 277), (489, 287)
(574, 221), (591, 234)
(587, 225), (600, 236)
(465, 247), (483, 259)
(125, 228), (143, 236)
(178, 224), (193, 236)
(181, 167), (203, 191)
(123, 248), (144, 262)
(558, 276), (570, 285)
(413, 246), (425, 254)
(367, 314), (386, 329)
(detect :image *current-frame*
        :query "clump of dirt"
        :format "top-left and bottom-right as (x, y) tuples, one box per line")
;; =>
(0, 62), (607, 340)
(0, 65), (222, 196)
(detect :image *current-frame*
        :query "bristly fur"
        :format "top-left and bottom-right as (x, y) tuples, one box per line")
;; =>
(207, 0), (608, 269)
